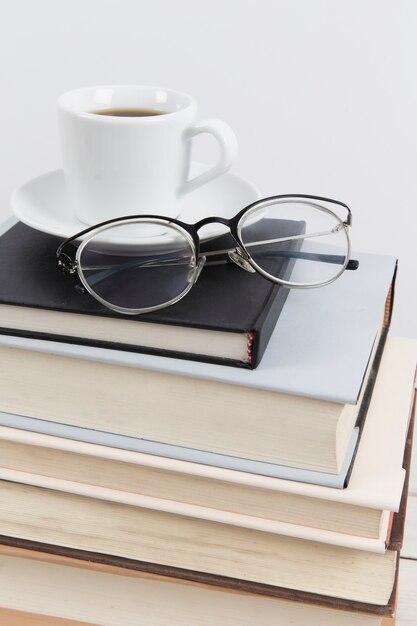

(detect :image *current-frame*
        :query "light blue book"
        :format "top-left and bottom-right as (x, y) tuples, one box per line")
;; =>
(0, 411), (359, 488)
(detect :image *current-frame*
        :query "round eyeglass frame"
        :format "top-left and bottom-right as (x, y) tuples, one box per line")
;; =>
(236, 197), (351, 289)
(57, 193), (354, 316)
(76, 218), (203, 315)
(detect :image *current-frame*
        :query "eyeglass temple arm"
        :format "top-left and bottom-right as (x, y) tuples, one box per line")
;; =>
(230, 250), (357, 269)
(204, 227), (359, 270)
(205, 251), (358, 270)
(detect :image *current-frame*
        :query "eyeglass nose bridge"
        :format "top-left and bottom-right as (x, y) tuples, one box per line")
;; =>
(195, 216), (232, 230)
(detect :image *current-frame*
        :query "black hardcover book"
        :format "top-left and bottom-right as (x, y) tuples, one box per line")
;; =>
(0, 221), (300, 368)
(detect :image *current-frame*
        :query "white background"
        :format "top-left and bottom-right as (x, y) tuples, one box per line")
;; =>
(0, 0), (416, 337)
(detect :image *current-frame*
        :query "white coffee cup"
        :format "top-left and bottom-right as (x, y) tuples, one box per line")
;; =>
(57, 85), (238, 224)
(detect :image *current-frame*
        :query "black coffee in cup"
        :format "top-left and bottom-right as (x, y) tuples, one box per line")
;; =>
(92, 108), (166, 117)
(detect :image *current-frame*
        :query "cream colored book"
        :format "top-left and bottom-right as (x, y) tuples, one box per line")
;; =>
(0, 466), (393, 552)
(0, 547), (397, 626)
(0, 336), (414, 551)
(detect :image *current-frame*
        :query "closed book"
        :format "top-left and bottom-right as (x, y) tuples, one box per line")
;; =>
(0, 220), (302, 369)
(0, 335), (414, 548)
(0, 544), (399, 625)
(0, 250), (397, 476)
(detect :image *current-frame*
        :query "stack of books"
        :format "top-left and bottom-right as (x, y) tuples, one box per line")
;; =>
(0, 219), (415, 626)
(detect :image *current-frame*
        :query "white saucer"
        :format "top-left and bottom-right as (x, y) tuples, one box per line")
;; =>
(11, 162), (261, 241)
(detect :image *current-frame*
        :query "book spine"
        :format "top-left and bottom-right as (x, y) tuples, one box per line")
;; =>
(246, 332), (254, 366)
(384, 261), (397, 327)
(388, 389), (416, 551)
(0, 327), (251, 370)
(250, 284), (292, 368)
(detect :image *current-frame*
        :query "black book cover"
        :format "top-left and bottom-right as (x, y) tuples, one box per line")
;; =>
(0, 221), (300, 368)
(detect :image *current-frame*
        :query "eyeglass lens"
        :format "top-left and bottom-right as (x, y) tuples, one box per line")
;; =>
(238, 199), (349, 286)
(78, 221), (196, 312)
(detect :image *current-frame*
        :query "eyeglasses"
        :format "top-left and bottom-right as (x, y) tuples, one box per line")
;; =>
(56, 194), (359, 315)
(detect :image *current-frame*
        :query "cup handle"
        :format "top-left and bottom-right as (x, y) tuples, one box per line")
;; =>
(180, 119), (238, 195)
